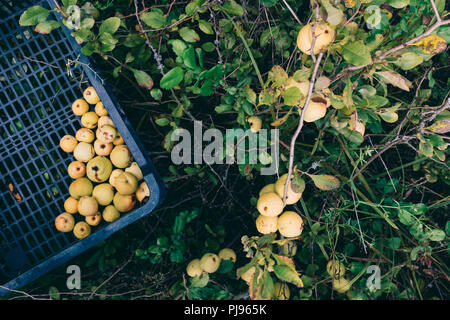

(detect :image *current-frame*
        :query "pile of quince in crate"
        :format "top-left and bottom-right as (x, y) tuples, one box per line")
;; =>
(54, 86), (149, 239)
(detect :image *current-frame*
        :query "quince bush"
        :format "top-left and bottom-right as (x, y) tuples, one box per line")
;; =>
(18, 0), (450, 300)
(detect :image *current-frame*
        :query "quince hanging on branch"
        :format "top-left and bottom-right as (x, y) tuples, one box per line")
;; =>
(297, 21), (336, 55)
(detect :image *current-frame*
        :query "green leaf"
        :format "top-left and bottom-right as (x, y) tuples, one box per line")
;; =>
(322, 0), (345, 26)
(385, 237), (402, 249)
(419, 141), (434, 158)
(268, 65), (288, 88)
(81, 42), (98, 56)
(99, 32), (118, 52)
(151, 88), (163, 101)
(181, 46), (199, 71)
(437, 25), (450, 42)
(200, 79), (213, 96)
(169, 39), (188, 57)
(215, 104), (232, 114)
(257, 90), (274, 107)
(260, 26), (279, 47)
(99, 17), (121, 34)
(271, 108), (293, 127)
(307, 174), (340, 191)
(343, 78), (354, 107)
(410, 246), (421, 261)
(19, 5), (50, 26)
(242, 85), (257, 105)
(190, 272), (209, 288)
(398, 209), (414, 225)
(282, 86), (303, 106)
(72, 28), (94, 43)
(172, 104), (184, 118)
(410, 203), (428, 215)
(428, 134), (447, 150)
(292, 174), (306, 193)
(160, 67), (185, 89)
(185, 2), (200, 15)
(35, 20), (61, 34)
(155, 118), (170, 126)
(364, 5), (382, 28)
(340, 127), (364, 144)
(262, 0), (277, 7)
(427, 229), (446, 242)
(141, 11), (166, 29)
(330, 92), (345, 109)
(202, 42), (215, 52)
(221, 0), (244, 16)
(262, 271), (275, 299)
(198, 20), (214, 34)
(273, 265), (303, 287)
(387, 0), (410, 9)
(217, 260), (234, 274)
(179, 27), (200, 43)
(62, 0), (77, 7)
(132, 69), (154, 90)
(48, 287), (60, 300)
(257, 234), (277, 246)
(378, 110), (399, 123)
(80, 18), (95, 30)
(341, 41), (373, 66)
(394, 52), (424, 70)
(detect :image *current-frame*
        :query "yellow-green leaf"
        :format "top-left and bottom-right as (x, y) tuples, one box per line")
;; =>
(375, 71), (412, 92)
(282, 86), (304, 106)
(273, 265), (304, 288)
(242, 85), (257, 105)
(271, 108), (293, 127)
(307, 174), (341, 191)
(19, 5), (50, 26)
(411, 34), (447, 55)
(268, 65), (288, 88)
(424, 120), (450, 134)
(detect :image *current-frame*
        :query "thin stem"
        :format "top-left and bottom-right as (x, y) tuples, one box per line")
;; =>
(282, 0), (302, 25)
(224, 11), (264, 88)
(429, 0), (442, 22)
(332, 18), (450, 83)
(283, 52), (324, 203)
(378, 19), (450, 60)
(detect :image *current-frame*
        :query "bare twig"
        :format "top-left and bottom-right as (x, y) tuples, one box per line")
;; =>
(429, 0), (442, 22)
(282, 3), (324, 203)
(282, 0), (302, 25)
(0, 286), (52, 300)
(309, 5), (321, 63)
(333, 18), (450, 83)
(53, 0), (68, 18)
(378, 18), (450, 60)
(22, 55), (59, 69)
(421, 97), (450, 126)
(283, 52), (324, 203)
(343, 1), (363, 26)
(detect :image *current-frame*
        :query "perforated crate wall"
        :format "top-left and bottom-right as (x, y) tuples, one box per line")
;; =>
(0, 0), (165, 296)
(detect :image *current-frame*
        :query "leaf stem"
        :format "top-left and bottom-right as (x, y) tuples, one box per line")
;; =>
(223, 11), (264, 88)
